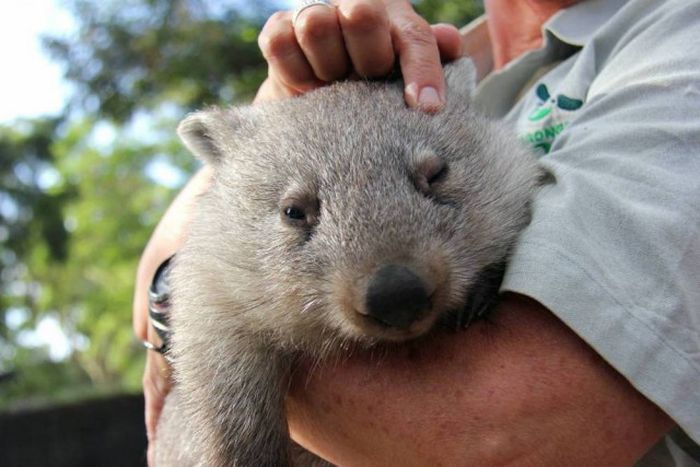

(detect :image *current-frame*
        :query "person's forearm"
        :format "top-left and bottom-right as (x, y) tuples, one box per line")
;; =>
(287, 294), (673, 466)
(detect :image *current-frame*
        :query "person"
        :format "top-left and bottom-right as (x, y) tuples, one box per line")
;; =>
(133, 0), (700, 464)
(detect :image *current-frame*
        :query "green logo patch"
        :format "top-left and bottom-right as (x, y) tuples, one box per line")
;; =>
(521, 84), (584, 155)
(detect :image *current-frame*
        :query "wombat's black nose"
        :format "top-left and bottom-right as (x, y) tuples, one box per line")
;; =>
(365, 265), (430, 329)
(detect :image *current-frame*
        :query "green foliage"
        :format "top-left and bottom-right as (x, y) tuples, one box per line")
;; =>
(1, 0), (482, 410)
(0, 350), (96, 411)
(1, 118), (73, 378)
(414, 0), (483, 26)
(0, 118), (71, 264)
(0, 117), (182, 407)
(43, 0), (281, 121)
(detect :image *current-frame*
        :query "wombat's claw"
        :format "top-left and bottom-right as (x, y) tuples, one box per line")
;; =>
(462, 310), (477, 329)
(147, 255), (175, 361)
(457, 306), (480, 330)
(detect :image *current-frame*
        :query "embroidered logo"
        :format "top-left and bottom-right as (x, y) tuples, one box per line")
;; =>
(520, 84), (583, 155)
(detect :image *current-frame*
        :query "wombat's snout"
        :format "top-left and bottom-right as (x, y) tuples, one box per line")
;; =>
(364, 265), (431, 329)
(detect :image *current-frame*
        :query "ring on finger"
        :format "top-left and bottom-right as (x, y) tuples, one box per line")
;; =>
(142, 339), (162, 352)
(292, 0), (334, 27)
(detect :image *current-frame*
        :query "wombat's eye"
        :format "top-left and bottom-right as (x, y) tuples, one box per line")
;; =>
(284, 206), (306, 221)
(280, 196), (319, 233)
(281, 205), (308, 228)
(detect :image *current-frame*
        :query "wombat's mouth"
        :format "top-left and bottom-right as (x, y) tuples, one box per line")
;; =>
(362, 313), (398, 329)
(351, 306), (440, 342)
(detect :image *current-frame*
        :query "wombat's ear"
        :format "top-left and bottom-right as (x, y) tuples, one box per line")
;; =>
(178, 109), (238, 165)
(444, 57), (477, 102)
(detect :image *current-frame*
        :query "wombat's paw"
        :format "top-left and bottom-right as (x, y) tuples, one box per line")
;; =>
(444, 261), (507, 330)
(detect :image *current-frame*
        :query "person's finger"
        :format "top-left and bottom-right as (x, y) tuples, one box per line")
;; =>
(432, 23), (463, 62)
(144, 332), (171, 466)
(133, 261), (150, 341)
(337, 0), (395, 78)
(258, 11), (324, 93)
(139, 253), (173, 465)
(144, 357), (170, 465)
(386, 1), (446, 112)
(293, 4), (351, 82)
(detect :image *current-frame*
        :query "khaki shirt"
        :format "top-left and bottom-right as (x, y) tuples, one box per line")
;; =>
(462, 0), (700, 464)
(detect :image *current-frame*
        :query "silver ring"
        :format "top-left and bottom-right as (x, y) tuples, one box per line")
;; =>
(292, 0), (333, 26)
(142, 339), (159, 351)
(142, 339), (174, 363)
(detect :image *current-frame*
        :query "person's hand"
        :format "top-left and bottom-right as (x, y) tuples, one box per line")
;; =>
(133, 166), (212, 466)
(287, 295), (673, 465)
(255, 0), (463, 111)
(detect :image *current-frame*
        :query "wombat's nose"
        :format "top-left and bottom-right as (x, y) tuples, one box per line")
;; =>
(365, 265), (430, 329)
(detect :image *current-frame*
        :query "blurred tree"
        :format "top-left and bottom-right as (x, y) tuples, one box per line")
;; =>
(1, 0), (483, 409)
(2, 0), (284, 408)
(44, 0), (282, 122)
(414, 0), (483, 26)
(0, 118), (73, 380)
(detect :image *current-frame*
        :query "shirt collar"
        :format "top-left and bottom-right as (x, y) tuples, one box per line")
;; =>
(460, 0), (630, 78)
(545, 0), (630, 47)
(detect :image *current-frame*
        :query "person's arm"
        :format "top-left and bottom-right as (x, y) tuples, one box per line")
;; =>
(288, 294), (673, 465)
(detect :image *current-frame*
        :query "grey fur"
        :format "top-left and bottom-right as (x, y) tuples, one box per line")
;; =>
(154, 58), (540, 466)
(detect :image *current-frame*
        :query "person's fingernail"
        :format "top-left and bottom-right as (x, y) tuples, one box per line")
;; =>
(405, 83), (444, 112)
(418, 86), (443, 111)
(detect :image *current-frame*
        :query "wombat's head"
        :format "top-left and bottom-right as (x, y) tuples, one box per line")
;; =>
(174, 59), (539, 349)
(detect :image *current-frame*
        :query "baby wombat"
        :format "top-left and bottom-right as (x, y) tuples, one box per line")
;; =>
(155, 58), (540, 466)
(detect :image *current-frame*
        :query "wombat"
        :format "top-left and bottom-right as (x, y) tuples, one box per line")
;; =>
(154, 58), (540, 466)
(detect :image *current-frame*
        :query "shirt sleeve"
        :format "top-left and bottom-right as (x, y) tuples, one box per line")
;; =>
(500, 2), (700, 443)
